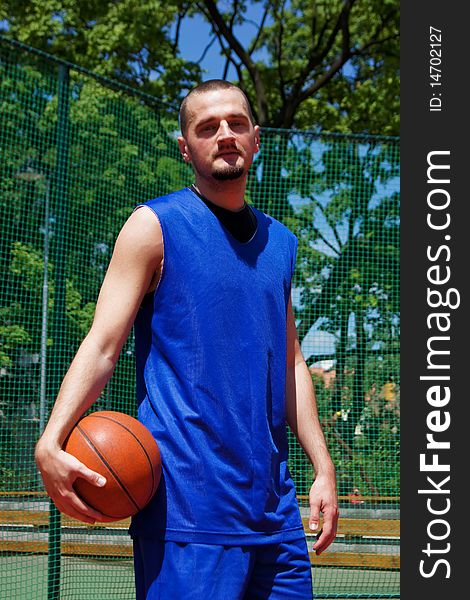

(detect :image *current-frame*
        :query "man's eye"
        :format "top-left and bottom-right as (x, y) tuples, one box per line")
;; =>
(203, 124), (216, 131)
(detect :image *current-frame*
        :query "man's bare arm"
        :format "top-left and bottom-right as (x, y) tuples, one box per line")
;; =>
(285, 298), (339, 555)
(35, 207), (163, 523)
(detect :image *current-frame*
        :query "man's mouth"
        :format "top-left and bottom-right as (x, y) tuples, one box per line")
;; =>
(216, 150), (241, 158)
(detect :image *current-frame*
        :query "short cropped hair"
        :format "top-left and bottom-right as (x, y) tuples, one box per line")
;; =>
(179, 80), (255, 136)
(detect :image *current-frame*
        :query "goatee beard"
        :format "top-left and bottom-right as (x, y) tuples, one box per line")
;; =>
(212, 165), (245, 181)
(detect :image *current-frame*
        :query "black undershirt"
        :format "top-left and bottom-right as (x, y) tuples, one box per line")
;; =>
(189, 185), (257, 244)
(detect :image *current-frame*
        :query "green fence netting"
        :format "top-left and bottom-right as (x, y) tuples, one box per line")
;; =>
(0, 36), (400, 599)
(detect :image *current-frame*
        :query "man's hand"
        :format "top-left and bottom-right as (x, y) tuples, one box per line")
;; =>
(308, 474), (339, 555)
(35, 443), (106, 524)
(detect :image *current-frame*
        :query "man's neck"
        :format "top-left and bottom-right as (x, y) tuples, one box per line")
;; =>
(193, 176), (247, 211)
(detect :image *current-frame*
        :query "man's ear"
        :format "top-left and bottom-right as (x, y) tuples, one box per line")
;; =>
(177, 136), (191, 162)
(253, 125), (261, 153)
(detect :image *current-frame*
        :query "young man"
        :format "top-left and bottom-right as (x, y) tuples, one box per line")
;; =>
(35, 80), (338, 599)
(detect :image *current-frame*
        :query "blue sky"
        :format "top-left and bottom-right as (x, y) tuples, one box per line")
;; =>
(174, 7), (270, 82)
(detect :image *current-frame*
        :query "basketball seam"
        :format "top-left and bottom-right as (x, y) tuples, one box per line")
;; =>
(88, 413), (158, 503)
(76, 424), (141, 515)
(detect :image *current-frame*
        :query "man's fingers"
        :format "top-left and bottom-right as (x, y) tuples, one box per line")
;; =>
(76, 464), (107, 488)
(309, 499), (321, 532)
(313, 506), (339, 555)
(309, 517), (319, 532)
(313, 528), (334, 555)
(37, 448), (107, 523)
(65, 466), (107, 521)
(54, 456), (107, 522)
(313, 520), (337, 554)
(54, 487), (106, 523)
(54, 501), (97, 525)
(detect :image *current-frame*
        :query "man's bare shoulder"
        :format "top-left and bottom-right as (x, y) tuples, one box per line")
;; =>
(115, 206), (163, 258)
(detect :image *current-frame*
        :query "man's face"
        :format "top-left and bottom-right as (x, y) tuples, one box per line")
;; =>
(178, 89), (260, 183)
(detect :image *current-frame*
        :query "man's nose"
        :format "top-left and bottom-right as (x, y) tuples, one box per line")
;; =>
(217, 120), (235, 142)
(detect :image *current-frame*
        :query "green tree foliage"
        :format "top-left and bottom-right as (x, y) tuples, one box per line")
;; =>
(0, 0), (201, 106)
(0, 45), (192, 488)
(281, 135), (400, 484)
(1, 1), (399, 133)
(289, 372), (399, 496)
(197, 0), (399, 133)
(0, 2), (400, 493)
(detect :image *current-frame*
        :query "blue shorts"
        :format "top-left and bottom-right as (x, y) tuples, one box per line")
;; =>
(133, 537), (313, 599)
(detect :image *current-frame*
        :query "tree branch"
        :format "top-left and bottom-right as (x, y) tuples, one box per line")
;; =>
(248, 4), (269, 55)
(280, 0), (355, 126)
(298, 3), (398, 107)
(196, 34), (218, 64)
(312, 13), (330, 55)
(296, 34), (351, 104)
(352, 32), (400, 57)
(313, 227), (341, 256)
(201, 0), (269, 124)
(319, 0), (355, 65)
(298, 0), (355, 102)
(276, 0), (286, 103)
(172, 5), (190, 55)
(312, 199), (343, 253)
(332, 223), (345, 250)
(222, 0), (239, 80)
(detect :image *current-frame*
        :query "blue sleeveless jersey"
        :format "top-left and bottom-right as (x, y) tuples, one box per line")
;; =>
(129, 188), (304, 544)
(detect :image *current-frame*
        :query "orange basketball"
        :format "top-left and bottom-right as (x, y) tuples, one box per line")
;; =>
(63, 411), (161, 522)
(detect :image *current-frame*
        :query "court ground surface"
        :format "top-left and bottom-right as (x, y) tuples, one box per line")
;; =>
(2, 554), (399, 600)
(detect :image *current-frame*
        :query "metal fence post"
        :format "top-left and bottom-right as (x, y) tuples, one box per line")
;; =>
(47, 61), (71, 600)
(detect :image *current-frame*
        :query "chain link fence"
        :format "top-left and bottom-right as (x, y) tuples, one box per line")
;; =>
(1, 36), (400, 599)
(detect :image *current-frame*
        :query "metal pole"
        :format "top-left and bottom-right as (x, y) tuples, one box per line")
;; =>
(39, 180), (50, 435)
(48, 62), (70, 600)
